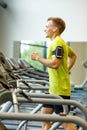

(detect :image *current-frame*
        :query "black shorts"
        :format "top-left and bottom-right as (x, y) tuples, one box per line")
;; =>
(42, 95), (70, 114)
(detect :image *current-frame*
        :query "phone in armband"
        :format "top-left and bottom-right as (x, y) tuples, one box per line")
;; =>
(56, 46), (63, 58)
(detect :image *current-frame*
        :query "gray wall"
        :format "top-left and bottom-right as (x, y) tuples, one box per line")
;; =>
(70, 42), (87, 84)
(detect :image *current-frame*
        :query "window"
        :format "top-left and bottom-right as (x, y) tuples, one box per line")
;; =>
(20, 40), (47, 71)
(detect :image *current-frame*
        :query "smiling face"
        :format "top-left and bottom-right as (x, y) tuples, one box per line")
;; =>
(44, 17), (66, 40)
(44, 20), (58, 40)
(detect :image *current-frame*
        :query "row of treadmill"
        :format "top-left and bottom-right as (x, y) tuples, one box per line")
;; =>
(0, 52), (87, 130)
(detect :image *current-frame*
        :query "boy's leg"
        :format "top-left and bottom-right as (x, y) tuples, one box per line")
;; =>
(41, 107), (53, 130)
(62, 122), (77, 130)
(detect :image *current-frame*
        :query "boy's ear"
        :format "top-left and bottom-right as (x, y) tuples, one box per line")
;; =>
(53, 26), (58, 32)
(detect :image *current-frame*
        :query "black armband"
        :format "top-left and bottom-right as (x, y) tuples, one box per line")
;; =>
(56, 46), (63, 58)
(52, 46), (64, 59)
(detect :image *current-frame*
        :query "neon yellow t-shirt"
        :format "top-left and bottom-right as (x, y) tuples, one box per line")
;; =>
(47, 36), (73, 96)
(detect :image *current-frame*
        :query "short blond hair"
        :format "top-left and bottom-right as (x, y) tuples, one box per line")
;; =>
(47, 17), (66, 34)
